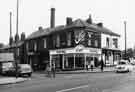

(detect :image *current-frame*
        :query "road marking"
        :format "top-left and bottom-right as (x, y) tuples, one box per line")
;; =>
(56, 85), (89, 92)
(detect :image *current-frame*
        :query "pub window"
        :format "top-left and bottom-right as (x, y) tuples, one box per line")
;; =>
(17, 48), (19, 56)
(56, 35), (60, 47)
(43, 38), (47, 48)
(88, 32), (93, 38)
(106, 37), (109, 48)
(26, 42), (29, 51)
(34, 42), (37, 51)
(113, 38), (118, 48)
(95, 40), (98, 47)
(67, 32), (71, 46)
(88, 39), (91, 46)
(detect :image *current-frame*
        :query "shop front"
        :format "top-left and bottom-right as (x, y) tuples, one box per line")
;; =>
(49, 45), (102, 70)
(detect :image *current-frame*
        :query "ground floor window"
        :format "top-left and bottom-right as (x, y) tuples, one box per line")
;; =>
(50, 53), (101, 70)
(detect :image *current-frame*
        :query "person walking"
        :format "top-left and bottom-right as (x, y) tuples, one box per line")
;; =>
(46, 64), (51, 78)
(90, 60), (94, 71)
(51, 63), (56, 78)
(100, 59), (104, 72)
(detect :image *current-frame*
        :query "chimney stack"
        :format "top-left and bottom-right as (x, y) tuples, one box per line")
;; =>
(86, 14), (92, 24)
(66, 17), (73, 25)
(50, 8), (55, 28)
(21, 32), (25, 41)
(9, 12), (13, 45)
(97, 23), (103, 27)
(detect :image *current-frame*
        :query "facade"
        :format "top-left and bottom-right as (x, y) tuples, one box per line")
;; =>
(25, 18), (102, 70)
(101, 31), (121, 66)
(25, 16), (121, 70)
(0, 8), (121, 71)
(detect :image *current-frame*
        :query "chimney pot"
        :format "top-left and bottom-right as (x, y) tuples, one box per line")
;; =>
(38, 26), (43, 31)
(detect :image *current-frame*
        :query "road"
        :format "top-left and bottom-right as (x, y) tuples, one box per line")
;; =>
(0, 72), (135, 92)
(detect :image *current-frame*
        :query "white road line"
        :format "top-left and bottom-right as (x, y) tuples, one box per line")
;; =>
(56, 85), (89, 92)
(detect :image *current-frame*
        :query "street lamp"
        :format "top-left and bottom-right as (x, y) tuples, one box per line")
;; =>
(124, 21), (127, 60)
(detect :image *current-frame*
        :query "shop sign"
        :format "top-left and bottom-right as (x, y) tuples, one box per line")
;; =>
(75, 45), (84, 52)
(89, 49), (101, 54)
(56, 50), (66, 54)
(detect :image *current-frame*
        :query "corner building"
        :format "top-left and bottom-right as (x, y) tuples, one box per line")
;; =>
(25, 16), (120, 71)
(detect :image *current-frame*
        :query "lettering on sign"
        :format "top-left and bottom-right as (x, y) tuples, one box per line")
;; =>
(56, 50), (66, 54)
(89, 49), (98, 54)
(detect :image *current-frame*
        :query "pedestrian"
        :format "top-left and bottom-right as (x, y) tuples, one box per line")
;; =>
(90, 60), (94, 71)
(100, 58), (104, 72)
(86, 62), (89, 71)
(51, 63), (56, 78)
(46, 64), (51, 78)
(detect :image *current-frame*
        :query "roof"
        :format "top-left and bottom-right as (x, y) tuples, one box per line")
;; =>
(27, 25), (65, 40)
(26, 19), (120, 40)
(0, 41), (24, 50)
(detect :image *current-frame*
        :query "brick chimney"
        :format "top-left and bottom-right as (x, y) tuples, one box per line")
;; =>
(50, 8), (55, 28)
(9, 12), (13, 45)
(21, 32), (25, 41)
(86, 14), (92, 24)
(66, 17), (73, 25)
(97, 23), (103, 27)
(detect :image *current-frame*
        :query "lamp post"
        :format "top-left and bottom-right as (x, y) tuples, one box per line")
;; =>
(124, 21), (127, 60)
(15, 0), (19, 78)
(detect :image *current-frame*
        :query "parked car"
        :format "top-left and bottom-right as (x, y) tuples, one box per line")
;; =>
(18, 64), (33, 77)
(115, 60), (133, 73)
(6, 64), (32, 77)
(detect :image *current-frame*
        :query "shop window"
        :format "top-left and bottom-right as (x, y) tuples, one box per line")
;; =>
(43, 38), (47, 48)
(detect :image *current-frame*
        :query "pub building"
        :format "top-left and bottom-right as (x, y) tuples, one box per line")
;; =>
(24, 8), (121, 71)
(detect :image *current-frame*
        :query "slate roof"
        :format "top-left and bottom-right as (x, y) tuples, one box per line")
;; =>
(26, 19), (120, 40)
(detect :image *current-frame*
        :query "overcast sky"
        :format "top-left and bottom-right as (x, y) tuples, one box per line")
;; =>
(0, 0), (131, 50)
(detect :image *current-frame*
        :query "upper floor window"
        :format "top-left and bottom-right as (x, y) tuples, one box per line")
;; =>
(87, 32), (93, 38)
(56, 35), (60, 47)
(26, 42), (29, 51)
(95, 40), (98, 47)
(106, 37), (109, 48)
(113, 38), (118, 48)
(17, 48), (19, 56)
(88, 39), (91, 46)
(67, 32), (71, 46)
(34, 42), (37, 51)
(74, 30), (85, 44)
(43, 38), (47, 48)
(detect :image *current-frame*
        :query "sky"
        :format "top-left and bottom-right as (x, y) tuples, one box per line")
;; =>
(0, 0), (132, 50)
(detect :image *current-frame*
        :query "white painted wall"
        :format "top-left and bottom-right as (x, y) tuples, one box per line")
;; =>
(101, 34), (120, 50)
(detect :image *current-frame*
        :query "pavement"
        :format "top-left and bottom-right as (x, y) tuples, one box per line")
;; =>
(36, 66), (115, 74)
(0, 67), (114, 85)
(0, 77), (29, 85)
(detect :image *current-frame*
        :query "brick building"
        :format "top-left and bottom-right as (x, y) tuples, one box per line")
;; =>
(24, 8), (121, 71)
